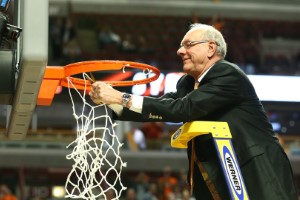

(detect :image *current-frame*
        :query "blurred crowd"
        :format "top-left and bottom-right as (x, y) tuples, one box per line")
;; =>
(48, 14), (300, 76)
(117, 166), (192, 200)
(0, 166), (194, 200)
(0, 184), (17, 200)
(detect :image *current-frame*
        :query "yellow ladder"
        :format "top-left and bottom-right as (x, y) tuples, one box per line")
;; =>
(171, 121), (249, 200)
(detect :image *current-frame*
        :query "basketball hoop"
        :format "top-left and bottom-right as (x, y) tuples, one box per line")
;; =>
(37, 60), (160, 106)
(37, 60), (160, 200)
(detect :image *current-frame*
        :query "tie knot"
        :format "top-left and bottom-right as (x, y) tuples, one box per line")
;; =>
(194, 82), (199, 90)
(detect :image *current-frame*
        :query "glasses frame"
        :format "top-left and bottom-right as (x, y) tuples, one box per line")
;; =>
(179, 40), (219, 50)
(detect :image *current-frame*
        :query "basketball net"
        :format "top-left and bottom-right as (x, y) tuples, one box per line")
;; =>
(64, 73), (127, 200)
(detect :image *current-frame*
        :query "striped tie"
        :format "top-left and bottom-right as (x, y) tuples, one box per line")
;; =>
(190, 81), (221, 200)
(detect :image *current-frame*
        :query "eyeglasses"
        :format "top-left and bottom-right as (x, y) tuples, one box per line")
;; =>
(179, 40), (219, 50)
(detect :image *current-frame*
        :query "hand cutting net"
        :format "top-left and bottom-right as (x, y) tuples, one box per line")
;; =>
(37, 60), (160, 199)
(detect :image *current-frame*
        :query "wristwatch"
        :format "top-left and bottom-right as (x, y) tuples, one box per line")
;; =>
(122, 93), (131, 107)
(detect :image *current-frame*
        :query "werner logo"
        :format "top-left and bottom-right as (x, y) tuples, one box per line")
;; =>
(223, 146), (244, 199)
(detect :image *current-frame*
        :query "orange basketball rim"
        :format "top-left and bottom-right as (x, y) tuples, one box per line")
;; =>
(37, 60), (160, 106)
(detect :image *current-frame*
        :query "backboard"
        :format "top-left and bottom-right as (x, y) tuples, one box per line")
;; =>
(6, 0), (48, 139)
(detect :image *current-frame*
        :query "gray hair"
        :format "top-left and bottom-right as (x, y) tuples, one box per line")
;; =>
(189, 23), (227, 58)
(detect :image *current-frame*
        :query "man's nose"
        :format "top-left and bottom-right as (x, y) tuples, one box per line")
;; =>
(177, 46), (185, 56)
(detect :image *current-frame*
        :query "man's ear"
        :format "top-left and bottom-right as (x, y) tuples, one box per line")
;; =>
(207, 42), (217, 58)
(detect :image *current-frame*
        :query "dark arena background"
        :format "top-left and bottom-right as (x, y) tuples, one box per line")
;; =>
(0, 0), (300, 199)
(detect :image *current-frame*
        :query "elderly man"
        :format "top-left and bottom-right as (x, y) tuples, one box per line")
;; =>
(89, 23), (298, 200)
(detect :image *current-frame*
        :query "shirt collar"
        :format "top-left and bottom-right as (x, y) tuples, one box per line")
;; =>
(197, 64), (214, 83)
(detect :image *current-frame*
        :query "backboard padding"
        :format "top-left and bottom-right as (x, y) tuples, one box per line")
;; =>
(7, 0), (48, 139)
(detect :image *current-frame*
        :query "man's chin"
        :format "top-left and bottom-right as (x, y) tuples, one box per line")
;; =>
(183, 65), (191, 73)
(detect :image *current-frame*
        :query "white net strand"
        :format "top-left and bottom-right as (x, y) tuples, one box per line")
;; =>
(65, 73), (127, 200)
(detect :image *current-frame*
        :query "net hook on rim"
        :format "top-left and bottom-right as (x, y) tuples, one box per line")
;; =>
(122, 63), (130, 73)
(143, 68), (152, 75)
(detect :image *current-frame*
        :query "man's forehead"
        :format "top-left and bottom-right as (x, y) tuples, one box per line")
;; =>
(182, 29), (203, 41)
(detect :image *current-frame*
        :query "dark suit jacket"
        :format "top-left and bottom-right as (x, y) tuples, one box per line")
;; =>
(116, 60), (298, 199)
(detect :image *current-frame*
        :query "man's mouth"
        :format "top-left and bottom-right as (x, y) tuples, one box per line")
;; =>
(183, 58), (190, 62)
